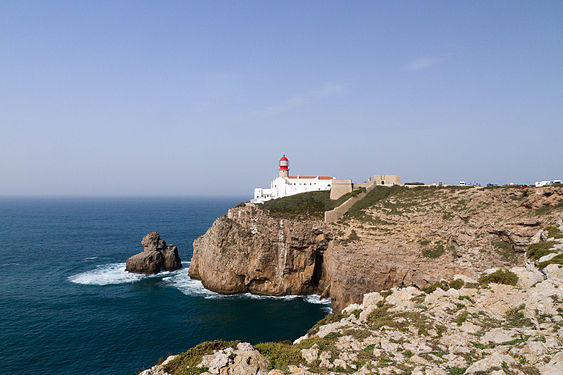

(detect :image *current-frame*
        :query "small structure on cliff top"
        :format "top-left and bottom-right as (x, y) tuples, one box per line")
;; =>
(125, 232), (182, 274)
(251, 155), (402, 203)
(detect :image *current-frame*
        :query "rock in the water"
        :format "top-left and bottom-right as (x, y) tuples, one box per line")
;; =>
(126, 232), (182, 274)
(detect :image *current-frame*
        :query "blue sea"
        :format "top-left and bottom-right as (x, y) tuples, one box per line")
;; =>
(0, 198), (330, 375)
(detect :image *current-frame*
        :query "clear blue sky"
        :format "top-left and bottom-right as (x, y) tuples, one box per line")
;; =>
(1, 1), (562, 196)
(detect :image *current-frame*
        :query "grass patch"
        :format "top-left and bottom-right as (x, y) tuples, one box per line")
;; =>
(163, 340), (239, 375)
(455, 311), (469, 326)
(527, 241), (556, 260)
(366, 304), (434, 335)
(307, 313), (348, 335)
(253, 341), (301, 371)
(539, 253), (563, 268)
(504, 305), (534, 328)
(545, 226), (563, 239)
(493, 240), (518, 263)
(447, 367), (467, 375)
(345, 186), (401, 220)
(422, 280), (450, 294)
(449, 279), (465, 290)
(479, 269), (518, 286)
(423, 244), (445, 258)
(258, 190), (349, 219)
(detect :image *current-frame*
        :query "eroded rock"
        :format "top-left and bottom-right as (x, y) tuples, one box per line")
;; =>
(126, 232), (182, 274)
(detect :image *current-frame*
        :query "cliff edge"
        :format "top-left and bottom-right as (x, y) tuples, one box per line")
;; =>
(189, 186), (563, 312)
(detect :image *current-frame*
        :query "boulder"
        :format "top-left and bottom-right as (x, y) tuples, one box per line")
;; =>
(125, 232), (182, 274)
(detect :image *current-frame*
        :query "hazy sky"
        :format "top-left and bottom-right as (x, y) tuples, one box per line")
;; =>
(1, 1), (562, 197)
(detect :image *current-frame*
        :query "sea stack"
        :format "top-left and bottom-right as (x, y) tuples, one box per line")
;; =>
(125, 232), (182, 274)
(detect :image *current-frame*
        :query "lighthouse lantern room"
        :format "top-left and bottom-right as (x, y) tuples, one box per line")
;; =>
(279, 155), (289, 178)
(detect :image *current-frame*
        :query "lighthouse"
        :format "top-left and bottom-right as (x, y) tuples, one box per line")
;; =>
(251, 155), (334, 203)
(279, 154), (289, 178)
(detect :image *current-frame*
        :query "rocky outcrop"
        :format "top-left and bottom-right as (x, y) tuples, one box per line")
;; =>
(190, 186), (562, 312)
(126, 232), (182, 274)
(188, 206), (331, 296)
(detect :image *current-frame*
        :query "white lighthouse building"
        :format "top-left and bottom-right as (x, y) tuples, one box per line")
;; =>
(251, 155), (334, 203)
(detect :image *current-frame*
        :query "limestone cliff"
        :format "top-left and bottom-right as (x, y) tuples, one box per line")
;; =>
(188, 186), (563, 312)
(188, 205), (332, 296)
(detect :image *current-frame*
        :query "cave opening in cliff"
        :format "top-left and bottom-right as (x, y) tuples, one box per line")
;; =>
(312, 253), (324, 289)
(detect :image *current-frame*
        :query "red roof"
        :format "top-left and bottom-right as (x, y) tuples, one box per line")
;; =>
(280, 154), (288, 161)
(288, 176), (333, 180)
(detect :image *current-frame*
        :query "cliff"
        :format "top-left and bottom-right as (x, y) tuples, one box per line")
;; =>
(189, 186), (563, 312)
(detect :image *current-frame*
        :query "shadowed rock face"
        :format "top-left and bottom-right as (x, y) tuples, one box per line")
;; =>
(126, 232), (182, 274)
(189, 187), (563, 312)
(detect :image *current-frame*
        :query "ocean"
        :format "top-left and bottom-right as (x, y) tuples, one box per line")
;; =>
(0, 197), (331, 375)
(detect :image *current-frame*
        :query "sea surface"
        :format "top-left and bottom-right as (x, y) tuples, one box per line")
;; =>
(0, 197), (331, 375)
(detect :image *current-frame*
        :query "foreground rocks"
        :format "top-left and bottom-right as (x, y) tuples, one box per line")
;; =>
(189, 186), (563, 311)
(125, 232), (182, 274)
(142, 260), (563, 375)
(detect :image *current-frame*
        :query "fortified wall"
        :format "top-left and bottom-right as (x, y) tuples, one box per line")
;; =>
(330, 175), (402, 200)
(325, 175), (402, 222)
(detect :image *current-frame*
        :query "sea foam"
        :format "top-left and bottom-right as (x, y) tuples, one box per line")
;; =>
(69, 262), (332, 311)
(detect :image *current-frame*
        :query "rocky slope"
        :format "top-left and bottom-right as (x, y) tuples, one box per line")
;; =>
(140, 220), (563, 375)
(189, 186), (563, 312)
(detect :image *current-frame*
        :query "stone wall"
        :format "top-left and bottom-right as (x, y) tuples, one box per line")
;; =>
(330, 179), (353, 200)
(373, 175), (402, 186)
(325, 181), (378, 223)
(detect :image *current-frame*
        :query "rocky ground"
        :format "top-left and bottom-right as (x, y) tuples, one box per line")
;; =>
(141, 220), (563, 375)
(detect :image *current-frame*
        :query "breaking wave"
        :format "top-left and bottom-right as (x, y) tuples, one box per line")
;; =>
(68, 262), (173, 285)
(69, 262), (332, 311)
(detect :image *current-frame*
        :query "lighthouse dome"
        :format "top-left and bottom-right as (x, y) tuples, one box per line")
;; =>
(279, 155), (289, 169)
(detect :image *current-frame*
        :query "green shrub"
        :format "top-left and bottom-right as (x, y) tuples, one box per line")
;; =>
(254, 341), (301, 371)
(422, 280), (450, 294)
(478, 269), (518, 286)
(163, 340), (239, 375)
(447, 367), (467, 375)
(449, 279), (465, 290)
(545, 226), (563, 239)
(493, 240), (517, 263)
(347, 230), (360, 241)
(527, 241), (556, 260)
(405, 182), (424, 185)
(504, 304), (534, 328)
(423, 244), (445, 258)
(538, 253), (563, 268)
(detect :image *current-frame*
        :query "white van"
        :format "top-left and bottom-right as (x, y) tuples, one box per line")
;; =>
(535, 181), (552, 187)
(459, 181), (466, 186)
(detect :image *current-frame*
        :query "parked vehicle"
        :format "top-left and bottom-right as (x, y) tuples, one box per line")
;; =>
(535, 181), (552, 187)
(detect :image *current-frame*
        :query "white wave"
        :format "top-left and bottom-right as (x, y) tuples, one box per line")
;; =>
(162, 268), (221, 298)
(164, 269), (332, 310)
(69, 263), (156, 285)
(69, 261), (332, 311)
(84, 256), (98, 260)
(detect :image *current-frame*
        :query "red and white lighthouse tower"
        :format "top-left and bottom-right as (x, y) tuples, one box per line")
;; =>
(279, 154), (289, 178)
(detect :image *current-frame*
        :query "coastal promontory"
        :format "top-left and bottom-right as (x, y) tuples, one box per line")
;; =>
(189, 185), (563, 312)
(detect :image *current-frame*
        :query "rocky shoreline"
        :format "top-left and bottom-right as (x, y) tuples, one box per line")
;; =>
(138, 186), (563, 375)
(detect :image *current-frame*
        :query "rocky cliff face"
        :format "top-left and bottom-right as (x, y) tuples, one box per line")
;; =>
(189, 186), (563, 312)
(188, 205), (332, 296)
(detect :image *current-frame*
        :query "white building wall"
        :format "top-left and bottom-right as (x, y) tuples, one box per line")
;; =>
(251, 176), (333, 203)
